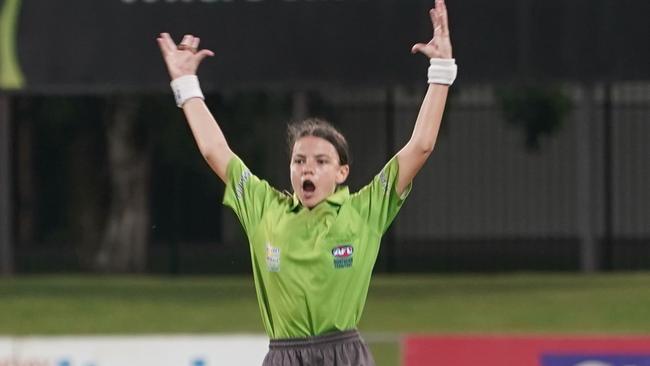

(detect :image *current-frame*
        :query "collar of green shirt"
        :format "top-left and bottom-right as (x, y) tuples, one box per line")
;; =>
(290, 186), (350, 211)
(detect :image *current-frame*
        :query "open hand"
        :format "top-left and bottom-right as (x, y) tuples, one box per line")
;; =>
(157, 33), (214, 80)
(411, 0), (453, 59)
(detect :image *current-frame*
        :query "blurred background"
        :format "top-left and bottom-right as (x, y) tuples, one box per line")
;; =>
(1, 0), (649, 365)
(2, 0), (649, 275)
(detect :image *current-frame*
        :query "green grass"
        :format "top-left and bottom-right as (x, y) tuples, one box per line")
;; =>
(1, 274), (650, 365)
(361, 274), (650, 333)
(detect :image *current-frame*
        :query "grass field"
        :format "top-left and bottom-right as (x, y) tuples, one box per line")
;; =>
(1, 273), (650, 365)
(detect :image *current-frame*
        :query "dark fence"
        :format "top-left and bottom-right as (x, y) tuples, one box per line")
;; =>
(10, 81), (650, 273)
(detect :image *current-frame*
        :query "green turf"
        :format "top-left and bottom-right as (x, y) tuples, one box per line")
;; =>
(1, 274), (649, 365)
(369, 341), (400, 366)
(361, 273), (650, 333)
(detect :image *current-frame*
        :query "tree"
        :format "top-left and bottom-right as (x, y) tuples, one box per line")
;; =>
(95, 95), (151, 272)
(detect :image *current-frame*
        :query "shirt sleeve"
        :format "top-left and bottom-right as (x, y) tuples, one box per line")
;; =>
(350, 155), (413, 235)
(222, 155), (275, 236)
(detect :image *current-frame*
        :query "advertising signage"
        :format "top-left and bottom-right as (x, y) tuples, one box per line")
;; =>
(0, 335), (268, 365)
(542, 355), (650, 366)
(1, 0), (433, 92)
(404, 336), (650, 366)
(1, 0), (649, 93)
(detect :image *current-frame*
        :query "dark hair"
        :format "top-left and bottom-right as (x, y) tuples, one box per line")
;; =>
(287, 118), (351, 166)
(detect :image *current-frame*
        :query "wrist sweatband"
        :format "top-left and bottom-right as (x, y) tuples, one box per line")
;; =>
(428, 58), (457, 85)
(170, 75), (204, 108)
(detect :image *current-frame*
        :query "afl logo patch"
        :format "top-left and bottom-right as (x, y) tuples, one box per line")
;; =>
(332, 245), (353, 257)
(332, 245), (354, 268)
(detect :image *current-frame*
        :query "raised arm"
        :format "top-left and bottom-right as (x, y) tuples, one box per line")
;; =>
(157, 33), (234, 183)
(396, 0), (455, 195)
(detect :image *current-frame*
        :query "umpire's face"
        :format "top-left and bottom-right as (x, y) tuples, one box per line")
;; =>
(290, 136), (349, 209)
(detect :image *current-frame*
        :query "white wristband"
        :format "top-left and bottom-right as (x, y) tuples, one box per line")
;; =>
(170, 75), (204, 108)
(428, 58), (457, 85)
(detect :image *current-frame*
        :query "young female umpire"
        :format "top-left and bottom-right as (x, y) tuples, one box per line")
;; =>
(157, 0), (456, 364)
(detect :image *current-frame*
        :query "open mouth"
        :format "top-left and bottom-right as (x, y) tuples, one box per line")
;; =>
(302, 180), (316, 194)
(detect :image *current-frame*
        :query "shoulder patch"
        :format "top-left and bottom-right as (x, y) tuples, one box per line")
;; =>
(235, 170), (252, 199)
(379, 169), (388, 192)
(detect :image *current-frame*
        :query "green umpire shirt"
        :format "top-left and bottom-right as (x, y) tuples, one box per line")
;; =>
(223, 154), (411, 339)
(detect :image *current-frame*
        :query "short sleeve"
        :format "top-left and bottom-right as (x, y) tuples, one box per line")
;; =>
(222, 155), (275, 236)
(350, 155), (412, 235)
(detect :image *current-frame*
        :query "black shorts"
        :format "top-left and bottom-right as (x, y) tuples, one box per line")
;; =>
(262, 329), (375, 366)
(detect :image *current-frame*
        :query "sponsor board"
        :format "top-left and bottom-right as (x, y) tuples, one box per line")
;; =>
(403, 336), (650, 366)
(0, 335), (267, 366)
(542, 354), (650, 366)
(4, 0), (649, 92)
